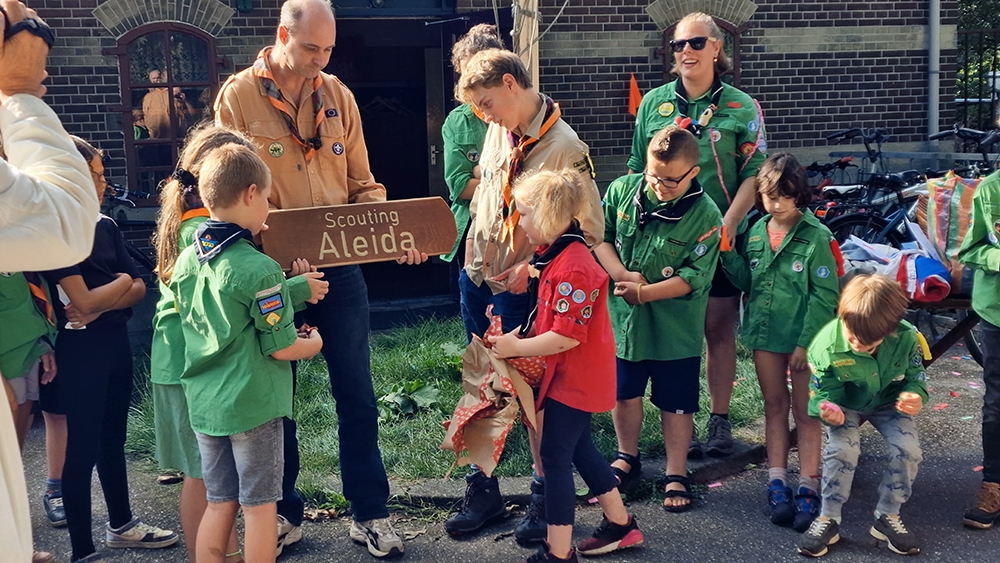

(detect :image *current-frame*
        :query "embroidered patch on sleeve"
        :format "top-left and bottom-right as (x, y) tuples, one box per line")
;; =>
(257, 294), (284, 315)
(697, 226), (718, 242)
(255, 284), (283, 298)
(265, 312), (281, 326)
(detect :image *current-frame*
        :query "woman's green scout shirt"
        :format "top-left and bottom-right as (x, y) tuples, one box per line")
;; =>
(150, 216), (310, 386)
(721, 211), (840, 354)
(628, 81), (766, 217)
(958, 169), (1000, 327)
(172, 240), (300, 437)
(806, 318), (929, 422)
(603, 174), (723, 362)
(0, 272), (55, 380)
(441, 103), (487, 262)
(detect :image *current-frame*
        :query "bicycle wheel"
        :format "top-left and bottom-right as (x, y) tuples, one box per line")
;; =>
(959, 309), (984, 367)
(825, 213), (907, 248)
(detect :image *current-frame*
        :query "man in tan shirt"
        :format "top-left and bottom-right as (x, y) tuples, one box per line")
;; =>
(142, 70), (171, 139)
(445, 48), (604, 544)
(213, 0), (420, 558)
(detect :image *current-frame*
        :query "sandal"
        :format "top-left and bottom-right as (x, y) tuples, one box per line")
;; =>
(157, 470), (184, 485)
(662, 475), (693, 513)
(610, 452), (642, 494)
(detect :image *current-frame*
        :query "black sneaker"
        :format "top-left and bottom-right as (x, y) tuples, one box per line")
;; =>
(793, 487), (821, 532)
(964, 481), (1000, 529)
(444, 471), (506, 535)
(576, 515), (643, 556)
(797, 517), (840, 557)
(688, 428), (704, 460)
(515, 479), (547, 544)
(42, 491), (66, 528)
(705, 414), (733, 457)
(767, 480), (794, 527)
(870, 514), (920, 555)
(524, 544), (578, 563)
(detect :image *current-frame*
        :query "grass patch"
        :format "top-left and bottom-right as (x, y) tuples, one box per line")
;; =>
(126, 315), (764, 506)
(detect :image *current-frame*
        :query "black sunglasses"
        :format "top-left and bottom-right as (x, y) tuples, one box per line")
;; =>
(668, 36), (717, 53)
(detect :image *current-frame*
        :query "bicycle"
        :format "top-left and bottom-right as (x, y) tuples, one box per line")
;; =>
(102, 182), (158, 287)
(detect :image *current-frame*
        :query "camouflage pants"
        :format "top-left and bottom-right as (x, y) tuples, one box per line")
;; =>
(820, 408), (922, 522)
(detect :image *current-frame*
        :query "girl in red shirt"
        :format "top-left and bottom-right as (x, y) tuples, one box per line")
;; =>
(490, 170), (642, 562)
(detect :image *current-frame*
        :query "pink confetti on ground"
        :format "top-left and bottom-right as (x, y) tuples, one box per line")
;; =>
(951, 356), (963, 360)
(708, 482), (723, 488)
(933, 403), (949, 410)
(950, 391), (961, 397)
(953, 371), (962, 376)
(587, 496), (599, 504)
(974, 466), (984, 472)
(970, 382), (982, 389)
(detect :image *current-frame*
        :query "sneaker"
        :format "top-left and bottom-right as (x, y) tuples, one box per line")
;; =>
(793, 487), (821, 532)
(105, 517), (179, 549)
(870, 514), (920, 555)
(42, 491), (66, 528)
(349, 517), (404, 558)
(688, 428), (704, 460)
(576, 514), (643, 556)
(444, 470), (506, 535)
(276, 514), (303, 557)
(524, 543), (579, 562)
(515, 479), (547, 545)
(964, 481), (1000, 529)
(705, 414), (734, 457)
(767, 480), (794, 527)
(796, 516), (840, 557)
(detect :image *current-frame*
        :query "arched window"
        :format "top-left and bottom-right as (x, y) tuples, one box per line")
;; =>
(661, 18), (749, 87)
(106, 24), (222, 193)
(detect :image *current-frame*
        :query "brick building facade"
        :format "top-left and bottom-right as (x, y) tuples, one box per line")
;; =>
(27, 0), (958, 298)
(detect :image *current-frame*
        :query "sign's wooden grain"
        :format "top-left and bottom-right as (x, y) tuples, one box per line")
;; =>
(260, 197), (457, 269)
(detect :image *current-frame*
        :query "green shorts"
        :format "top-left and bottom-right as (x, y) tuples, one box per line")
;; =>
(153, 383), (202, 479)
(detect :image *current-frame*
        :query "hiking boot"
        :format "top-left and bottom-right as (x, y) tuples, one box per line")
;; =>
(767, 480), (794, 527)
(42, 490), (66, 528)
(276, 514), (303, 557)
(688, 427), (704, 460)
(444, 470), (506, 535)
(705, 414), (734, 457)
(796, 516), (840, 557)
(515, 479), (547, 545)
(524, 543), (579, 562)
(870, 514), (920, 555)
(793, 487), (822, 532)
(349, 517), (404, 558)
(576, 514), (643, 556)
(964, 481), (1000, 529)
(105, 517), (179, 549)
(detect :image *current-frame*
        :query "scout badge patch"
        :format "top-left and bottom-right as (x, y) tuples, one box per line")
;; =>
(518, 223), (587, 337)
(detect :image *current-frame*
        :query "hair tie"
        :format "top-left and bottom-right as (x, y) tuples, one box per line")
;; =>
(172, 168), (198, 188)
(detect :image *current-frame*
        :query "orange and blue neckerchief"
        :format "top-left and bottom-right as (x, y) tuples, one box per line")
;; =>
(251, 47), (324, 162)
(501, 97), (561, 244)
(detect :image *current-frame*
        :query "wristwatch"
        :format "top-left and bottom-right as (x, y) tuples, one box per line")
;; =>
(2, 13), (55, 49)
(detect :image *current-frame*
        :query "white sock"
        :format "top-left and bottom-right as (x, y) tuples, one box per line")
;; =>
(768, 467), (788, 485)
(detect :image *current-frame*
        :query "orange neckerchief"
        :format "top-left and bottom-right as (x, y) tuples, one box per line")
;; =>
(181, 208), (210, 222)
(501, 99), (561, 244)
(470, 104), (486, 122)
(23, 272), (54, 326)
(251, 47), (324, 162)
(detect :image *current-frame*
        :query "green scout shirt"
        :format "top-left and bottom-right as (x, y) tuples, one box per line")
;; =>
(150, 216), (313, 386)
(604, 173), (723, 361)
(627, 80), (766, 217)
(441, 103), (487, 262)
(172, 240), (298, 436)
(0, 272), (55, 380)
(721, 211), (840, 353)
(807, 318), (929, 422)
(958, 170), (1000, 327)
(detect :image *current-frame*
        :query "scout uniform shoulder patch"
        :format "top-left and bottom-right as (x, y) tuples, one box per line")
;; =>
(556, 299), (569, 313)
(831, 358), (855, 368)
(581, 305), (593, 319)
(257, 293), (284, 315)
(816, 266), (830, 279)
(740, 142), (756, 156)
(332, 142), (344, 155)
(466, 148), (480, 163)
(697, 226), (718, 242)
(572, 289), (586, 304)
(694, 243), (708, 257)
(747, 119), (760, 132)
(590, 289), (600, 302)
(558, 282), (572, 296)
(658, 102), (674, 117)
(325, 108), (339, 118)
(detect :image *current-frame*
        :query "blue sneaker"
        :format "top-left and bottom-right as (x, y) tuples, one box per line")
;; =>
(767, 479), (794, 526)
(793, 487), (821, 532)
(42, 491), (66, 528)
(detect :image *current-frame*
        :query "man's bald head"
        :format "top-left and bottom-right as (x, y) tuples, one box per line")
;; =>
(279, 0), (335, 35)
(274, 0), (337, 80)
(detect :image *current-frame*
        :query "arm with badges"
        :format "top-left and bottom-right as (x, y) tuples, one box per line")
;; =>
(549, 270), (600, 344)
(675, 220), (722, 293)
(441, 110), (480, 203)
(958, 181), (1000, 272)
(250, 275), (297, 356)
(735, 98), (767, 182)
(799, 234), (840, 349)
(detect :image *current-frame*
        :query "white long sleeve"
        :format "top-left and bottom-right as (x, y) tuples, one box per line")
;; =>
(0, 94), (99, 271)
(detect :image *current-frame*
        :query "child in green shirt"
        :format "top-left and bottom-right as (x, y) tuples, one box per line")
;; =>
(171, 143), (323, 563)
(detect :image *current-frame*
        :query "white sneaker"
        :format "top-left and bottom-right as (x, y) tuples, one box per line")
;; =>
(349, 518), (404, 558)
(276, 514), (303, 557)
(105, 517), (179, 548)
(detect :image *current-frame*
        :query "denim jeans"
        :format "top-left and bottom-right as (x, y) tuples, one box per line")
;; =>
(299, 265), (389, 521)
(820, 407), (922, 521)
(458, 268), (532, 343)
(980, 320), (1000, 484)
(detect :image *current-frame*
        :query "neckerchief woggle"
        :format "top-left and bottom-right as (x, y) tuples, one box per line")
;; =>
(673, 76), (724, 138)
(251, 47), (324, 162)
(634, 178), (704, 229)
(517, 221), (586, 338)
(501, 97), (561, 245)
(194, 220), (256, 264)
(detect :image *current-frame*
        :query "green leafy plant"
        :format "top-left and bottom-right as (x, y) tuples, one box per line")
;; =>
(378, 379), (442, 420)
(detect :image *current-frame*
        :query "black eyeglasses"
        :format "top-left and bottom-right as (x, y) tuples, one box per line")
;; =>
(643, 166), (696, 189)
(668, 36), (718, 53)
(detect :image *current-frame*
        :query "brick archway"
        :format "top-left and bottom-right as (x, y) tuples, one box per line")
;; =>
(93, 0), (236, 39)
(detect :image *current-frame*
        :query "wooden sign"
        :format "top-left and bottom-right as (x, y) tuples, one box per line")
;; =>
(260, 197), (458, 269)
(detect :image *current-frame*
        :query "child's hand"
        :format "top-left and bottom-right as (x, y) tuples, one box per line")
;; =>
(896, 392), (923, 416)
(39, 351), (57, 384)
(299, 328), (323, 359)
(487, 332), (521, 359)
(396, 248), (429, 265)
(297, 323), (316, 339)
(301, 272), (328, 304)
(63, 303), (99, 328)
(789, 346), (809, 372)
(613, 281), (643, 305)
(289, 258), (317, 277)
(819, 400), (845, 426)
(618, 270), (648, 285)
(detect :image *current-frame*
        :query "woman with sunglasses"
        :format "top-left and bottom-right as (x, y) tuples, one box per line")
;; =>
(625, 12), (767, 465)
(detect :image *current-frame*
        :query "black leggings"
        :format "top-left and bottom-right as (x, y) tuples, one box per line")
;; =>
(58, 323), (134, 560)
(540, 398), (619, 526)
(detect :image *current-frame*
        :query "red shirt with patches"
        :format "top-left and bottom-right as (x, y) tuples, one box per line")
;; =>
(533, 241), (616, 413)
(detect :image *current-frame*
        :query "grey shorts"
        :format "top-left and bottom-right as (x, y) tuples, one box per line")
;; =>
(195, 417), (284, 506)
(7, 361), (40, 405)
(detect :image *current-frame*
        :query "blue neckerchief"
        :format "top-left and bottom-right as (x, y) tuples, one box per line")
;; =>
(193, 220), (255, 264)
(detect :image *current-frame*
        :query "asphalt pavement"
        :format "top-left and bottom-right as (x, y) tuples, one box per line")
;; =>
(24, 348), (1000, 563)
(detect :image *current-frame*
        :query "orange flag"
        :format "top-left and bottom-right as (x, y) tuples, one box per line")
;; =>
(628, 73), (642, 116)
